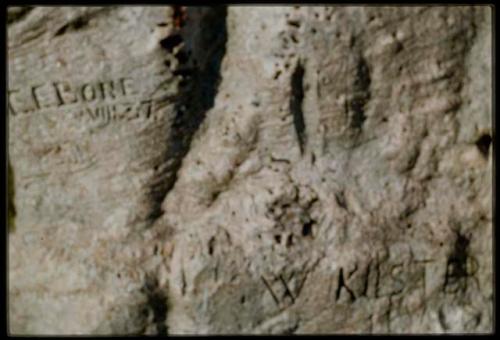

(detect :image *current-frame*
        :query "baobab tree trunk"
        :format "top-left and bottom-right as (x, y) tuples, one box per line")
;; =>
(8, 6), (493, 334)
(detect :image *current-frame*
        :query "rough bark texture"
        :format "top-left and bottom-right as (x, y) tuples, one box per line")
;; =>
(8, 6), (493, 335)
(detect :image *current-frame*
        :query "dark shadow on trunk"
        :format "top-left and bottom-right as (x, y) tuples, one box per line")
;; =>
(145, 6), (228, 223)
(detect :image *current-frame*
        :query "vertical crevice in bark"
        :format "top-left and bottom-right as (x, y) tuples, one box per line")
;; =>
(290, 60), (307, 155)
(146, 6), (228, 223)
(349, 55), (370, 130)
(8, 158), (16, 233)
(141, 276), (169, 335)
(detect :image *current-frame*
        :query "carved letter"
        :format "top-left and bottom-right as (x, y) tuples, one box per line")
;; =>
(53, 82), (78, 106)
(335, 268), (356, 302)
(31, 84), (44, 110)
(120, 77), (138, 96)
(139, 99), (153, 119)
(99, 81), (117, 100)
(8, 89), (20, 115)
(81, 84), (96, 102)
(390, 263), (405, 296)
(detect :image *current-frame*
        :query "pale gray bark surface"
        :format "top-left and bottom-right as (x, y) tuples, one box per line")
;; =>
(8, 6), (493, 334)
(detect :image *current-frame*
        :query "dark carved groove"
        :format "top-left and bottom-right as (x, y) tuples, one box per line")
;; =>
(290, 61), (307, 154)
(349, 56), (371, 130)
(443, 231), (472, 294)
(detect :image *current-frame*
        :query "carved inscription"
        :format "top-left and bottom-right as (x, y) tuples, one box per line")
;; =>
(320, 247), (482, 333)
(258, 250), (467, 320)
(9, 75), (172, 177)
(329, 254), (436, 305)
(8, 76), (171, 125)
(8, 77), (138, 115)
(74, 99), (154, 123)
(261, 270), (308, 309)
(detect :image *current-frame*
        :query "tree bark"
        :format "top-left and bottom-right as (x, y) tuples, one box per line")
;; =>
(8, 6), (493, 334)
